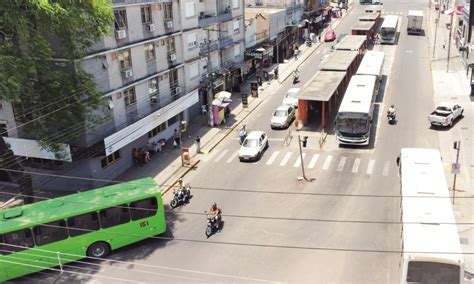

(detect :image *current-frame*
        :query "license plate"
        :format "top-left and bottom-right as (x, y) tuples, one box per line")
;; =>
(244, 157), (249, 160)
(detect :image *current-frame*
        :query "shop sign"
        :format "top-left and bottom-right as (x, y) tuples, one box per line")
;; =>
(245, 52), (263, 59)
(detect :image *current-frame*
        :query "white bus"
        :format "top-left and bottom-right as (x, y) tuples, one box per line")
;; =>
(380, 15), (399, 44)
(356, 50), (385, 85)
(335, 75), (377, 145)
(399, 148), (464, 284)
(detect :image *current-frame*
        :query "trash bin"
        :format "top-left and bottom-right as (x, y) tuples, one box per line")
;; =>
(251, 82), (259, 98)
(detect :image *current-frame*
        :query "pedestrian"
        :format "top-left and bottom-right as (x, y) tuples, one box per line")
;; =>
(195, 135), (201, 154)
(137, 148), (145, 166)
(173, 129), (181, 148)
(294, 48), (299, 60)
(132, 148), (140, 164)
(318, 34), (321, 42)
(442, 41), (446, 49)
(201, 105), (207, 116)
(144, 148), (151, 163)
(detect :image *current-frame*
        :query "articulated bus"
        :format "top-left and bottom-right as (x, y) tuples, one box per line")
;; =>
(0, 177), (167, 281)
(399, 148), (464, 284)
(380, 15), (399, 44)
(355, 50), (385, 87)
(335, 75), (377, 146)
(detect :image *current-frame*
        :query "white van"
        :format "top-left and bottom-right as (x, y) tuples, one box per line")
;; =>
(282, 88), (300, 108)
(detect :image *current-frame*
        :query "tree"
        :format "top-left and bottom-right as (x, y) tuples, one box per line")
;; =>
(0, 0), (114, 203)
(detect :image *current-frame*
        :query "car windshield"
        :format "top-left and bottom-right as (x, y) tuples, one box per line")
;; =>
(286, 92), (297, 98)
(336, 113), (369, 135)
(274, 110), (287, 117)
(243, 139), (258, 147)
(436, 106), (451, 111)
(381, 28), (395, 38)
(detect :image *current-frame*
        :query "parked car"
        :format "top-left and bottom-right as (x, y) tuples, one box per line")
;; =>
(239, 131), (268, 162)
(282, 88), (300, 108)
(324, 30), (336, 42)
(271, 105), (296, 129)
(428, 102), (464, 127)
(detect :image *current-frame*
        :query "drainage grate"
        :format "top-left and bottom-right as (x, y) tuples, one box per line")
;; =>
(460, 237), (469, 245)
(461, 127), (468, 130)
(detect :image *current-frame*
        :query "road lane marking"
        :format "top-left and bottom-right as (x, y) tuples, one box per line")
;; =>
(336, 156), (347, 172)
(266, 151), (280, 165)
(352, 158), (361, 173)
(322, 155), (333, 170)
(204, 149), (220, 162)
(382, 161), (390, 176)
(366, 159), (375, 175)
(226, 150), (239, 163)
(214, 149), (228, 163)
(308, 154), (320, 169)
(280, 152), (293, 166)
(316, 50), (321, 54)
(293, 153), (306, 167)
(267, 138), (284, 141)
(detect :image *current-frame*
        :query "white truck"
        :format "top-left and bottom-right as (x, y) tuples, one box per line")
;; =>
(428, 102), (464, 127)
(407, 10), (423, 35)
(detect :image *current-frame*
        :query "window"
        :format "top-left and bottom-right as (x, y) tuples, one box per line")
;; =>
(148, 122), (167, 138)
(1, 229), (34, 255)
(233, 44), (241, 57)
(167, 37), (176, 53)
(163, 3), (172, 19)
(124, 87), (136, 107)
(101, 150), (121, 168)
(233, 19), (240, 33)
(99, 205), (130, 228)
(167, 113), (180, 126)
(0, 123), (7, 137)
(185, 2), (196, 18)
(148, 78), (159, 95)
(114, 9), (128, 30)
(118, 49), (132, 70)
(141, 5), (152, 24)
(33, 220), (68, 246)
(130, 197), (158, 220)
(232, 0), (239, 9)
(187, 33), (197, 48)
(144, 43), (155, 61)
(67, 212), (100, 237)
(169, 69), (178, 88)
(189, 62), (199, 79)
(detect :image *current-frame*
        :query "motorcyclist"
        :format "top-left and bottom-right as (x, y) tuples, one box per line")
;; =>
(239, 125), (247, 144)
(292, 68), (300, 83)
(208, 202), (222, 224)
(177, 178), (185, 199)
(388, 104), (397, 118)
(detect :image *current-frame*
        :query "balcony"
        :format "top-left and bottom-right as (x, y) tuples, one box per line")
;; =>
(198, 9), (232, 27)
(199, 41), (219, 55)
(219, 36), (234, 49)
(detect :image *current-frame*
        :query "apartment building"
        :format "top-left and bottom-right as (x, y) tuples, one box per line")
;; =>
(0, 0), (245, 192)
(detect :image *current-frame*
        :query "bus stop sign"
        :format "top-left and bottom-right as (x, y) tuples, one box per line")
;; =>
(451, 163), (461, 174)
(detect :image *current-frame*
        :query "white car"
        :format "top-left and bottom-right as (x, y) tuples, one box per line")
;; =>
(239, 131), (268, 162)
(282, 88), (300, 108)
(428, 102), (464, 127)
(271, 105), (295, 129)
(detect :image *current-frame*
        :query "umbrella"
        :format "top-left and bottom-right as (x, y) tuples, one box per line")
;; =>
(212, 97), (232, 106)
(215, 91), (232, 100)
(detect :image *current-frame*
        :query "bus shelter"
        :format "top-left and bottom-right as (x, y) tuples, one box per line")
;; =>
(319, 50), (360, 76)
(334, 35), (367, 55)
(297, 71), (347, 129)
(364, 5), (382, 14)
(359, 13), (381, 28)
(351, 21), (376, 40)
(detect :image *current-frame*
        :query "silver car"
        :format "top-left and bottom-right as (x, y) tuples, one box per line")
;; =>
(271, 105), (295, 129)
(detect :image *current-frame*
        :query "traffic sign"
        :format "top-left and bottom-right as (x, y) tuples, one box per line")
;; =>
(451, 163), (461, 174)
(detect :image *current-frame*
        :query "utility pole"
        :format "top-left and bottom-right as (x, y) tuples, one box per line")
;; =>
(205, 28), (214, 127)
(433, 3), (442, 57)
(452, 141), (461, 204)
(447, 9), (454, 72)
(297, 135), (307, 181)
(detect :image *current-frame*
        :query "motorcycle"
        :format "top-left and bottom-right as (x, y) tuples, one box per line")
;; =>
(239, 126), (247, 145)
(387, 111), (396, 124)
(293, 75), (299, 84)
(305, 39), (313, 47)
(205, 211), (222, 237)
(170, 184), (191, 208)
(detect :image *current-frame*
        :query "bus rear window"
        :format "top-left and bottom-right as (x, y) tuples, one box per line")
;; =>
(67, 212), (100, 237)
(130, 197), (158, 220)
(1, 228), (34, 255)
(407, 261), (460, 283)
(33, 220), (68, 246)
(99, 204), (130, 228)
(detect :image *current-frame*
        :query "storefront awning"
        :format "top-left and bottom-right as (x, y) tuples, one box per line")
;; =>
(2, 137), (72, 162)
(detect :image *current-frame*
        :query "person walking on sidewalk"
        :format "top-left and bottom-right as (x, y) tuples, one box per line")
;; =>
(195, 135), (201, 154)
(173, 129), (181, 148)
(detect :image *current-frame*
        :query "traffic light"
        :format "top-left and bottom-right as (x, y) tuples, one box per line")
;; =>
(302, 136), (308, 147)
(180, 121), (187, 132)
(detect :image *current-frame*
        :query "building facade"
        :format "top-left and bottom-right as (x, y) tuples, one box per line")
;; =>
(0, 0), (245, 192)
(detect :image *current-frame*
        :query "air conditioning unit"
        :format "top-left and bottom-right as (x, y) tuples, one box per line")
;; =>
(122, 69), (133, 78)
(115, 29), (127, 39)
(150, 95), (158, 104)
(169, 53), (177, 61)
(147, 23), (156, 32)
(175, 87), (182, 94)
(165, 21), (173, 28)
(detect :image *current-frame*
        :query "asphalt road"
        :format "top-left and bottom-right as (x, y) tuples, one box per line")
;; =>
(20, 0), (444, 283)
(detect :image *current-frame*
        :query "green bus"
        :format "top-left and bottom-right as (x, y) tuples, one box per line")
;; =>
(0, 177), (166, 281)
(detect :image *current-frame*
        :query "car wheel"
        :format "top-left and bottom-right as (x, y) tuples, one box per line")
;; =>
(87, 242), (110, 258)
(257, 151), (262, 160)
(449, 120), (453, 127)
(460, 110), (464, 117)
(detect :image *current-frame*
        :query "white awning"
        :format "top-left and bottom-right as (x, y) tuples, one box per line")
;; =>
(2, 137), (72, 162)
(104, 89), (199, 156)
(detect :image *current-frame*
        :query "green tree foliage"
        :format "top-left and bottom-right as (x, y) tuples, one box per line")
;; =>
(0, 0), (114, 152)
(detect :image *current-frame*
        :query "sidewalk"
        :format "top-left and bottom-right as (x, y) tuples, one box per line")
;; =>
(427, 4), (474, 280)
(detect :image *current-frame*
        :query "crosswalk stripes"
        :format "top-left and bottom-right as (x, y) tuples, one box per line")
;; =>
(366, 159), (375, 175)
(382, 161), (390, 176)
(352, 158), (361, 173)
(226, 150), (239, 163)
(293, 153), (306, 168)
(336, 157), (347, 172)
(266, 151), (280, 165)
(280, 152), (293, 166)
(308, 154), (320, 169)
(214, 149), (229, 163)
(204, 149), (220, 162)
(322, 155), (333, 170)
